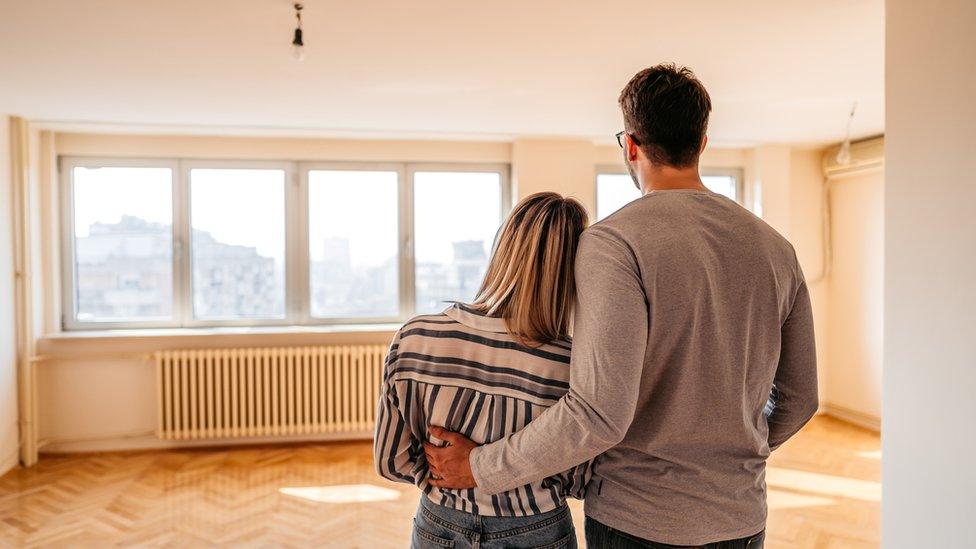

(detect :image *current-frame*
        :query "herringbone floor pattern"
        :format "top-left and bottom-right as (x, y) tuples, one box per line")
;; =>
(0, 416), (879, 548)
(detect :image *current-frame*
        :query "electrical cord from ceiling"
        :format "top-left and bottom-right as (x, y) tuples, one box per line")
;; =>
(810, 103), (862, 285)
(835, 102), (858, 166)
(808, 174), (835, 285)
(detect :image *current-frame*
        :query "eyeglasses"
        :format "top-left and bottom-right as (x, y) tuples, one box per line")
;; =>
(615, 131), (640, 148)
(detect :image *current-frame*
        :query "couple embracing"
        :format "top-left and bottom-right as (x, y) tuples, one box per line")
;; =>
(375, 64), (818, 549)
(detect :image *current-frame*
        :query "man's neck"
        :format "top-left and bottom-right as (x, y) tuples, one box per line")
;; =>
(640, 165), (707, 195)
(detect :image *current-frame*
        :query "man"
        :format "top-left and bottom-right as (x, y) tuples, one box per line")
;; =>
(425, 64), (818, 548)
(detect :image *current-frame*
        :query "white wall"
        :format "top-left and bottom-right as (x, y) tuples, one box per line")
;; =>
(0, 115), (21, 474)
(826, 169), (884, 424)
(787, 149), (829, 406)
(885, 0), (976, 546)
(512, 138), (598, 217)
(754, 145), (793, 236)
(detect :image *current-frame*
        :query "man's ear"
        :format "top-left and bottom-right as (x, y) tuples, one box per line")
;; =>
(700, 135), (708, 154)
(627, 134), (641, 162)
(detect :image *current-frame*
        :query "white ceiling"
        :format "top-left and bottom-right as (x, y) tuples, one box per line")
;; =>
(0, 0), (884, 145)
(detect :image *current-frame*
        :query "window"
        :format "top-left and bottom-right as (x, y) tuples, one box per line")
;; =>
(307, 169), (400, 319)
(413, 170), (503, 315)
(61, 158), (509, 329)
(189, 167), (287, 320)
(702, 175), (739, 201)
(65, 163), (175, 325)
(596, 173), (640, 221)
(595, 168), (744, 221)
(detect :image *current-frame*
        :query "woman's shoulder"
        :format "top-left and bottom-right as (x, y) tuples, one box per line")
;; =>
(393, 311), (460, 343)
(399, 312), (457, 332)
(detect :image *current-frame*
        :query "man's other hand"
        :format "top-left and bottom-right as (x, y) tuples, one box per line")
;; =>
(424, 426), (479, 489)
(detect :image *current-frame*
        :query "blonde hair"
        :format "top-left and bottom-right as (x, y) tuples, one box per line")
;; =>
(471, 192), (588, 346)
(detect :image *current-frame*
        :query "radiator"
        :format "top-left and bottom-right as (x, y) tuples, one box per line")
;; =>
(155, 345), (387, 440)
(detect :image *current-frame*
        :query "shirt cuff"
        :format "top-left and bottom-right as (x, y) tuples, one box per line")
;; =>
(469, 442), (514, 495)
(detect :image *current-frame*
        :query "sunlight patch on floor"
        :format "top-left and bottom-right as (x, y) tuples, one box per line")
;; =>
(767, 489), (835, 510)
(857, 449), (882, 460)
(766, 467), (881, 502)
(280, 484), (401, 503)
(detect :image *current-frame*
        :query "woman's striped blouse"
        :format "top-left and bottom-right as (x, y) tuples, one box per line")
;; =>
(374, 303), (592, 517)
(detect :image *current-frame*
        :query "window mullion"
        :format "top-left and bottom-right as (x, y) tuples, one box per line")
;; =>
(174, 160), (192, 327)
(288, 162), (310, 324)
(58, 158), (76, 330)
(400, 163), (416, 321)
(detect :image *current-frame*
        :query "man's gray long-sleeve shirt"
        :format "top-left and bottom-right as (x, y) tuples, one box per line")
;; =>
(469, 189), (818, 546)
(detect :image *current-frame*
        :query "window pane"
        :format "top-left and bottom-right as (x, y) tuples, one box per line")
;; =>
(414, 172), (502, 315)
(190, 168), (286, 319)
(72, 166), (173, 322)
(596, 173), (641, 221)
(597, 173), (740, 221)
(702, 175), (737, 201)
(308, 170), (399, 318)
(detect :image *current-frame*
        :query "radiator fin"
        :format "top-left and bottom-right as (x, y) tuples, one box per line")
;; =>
(155, 345), (387, 440)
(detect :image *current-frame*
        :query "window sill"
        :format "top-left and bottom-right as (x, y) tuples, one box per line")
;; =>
(44, 322), (401, 340)
(36, 323), (401, 360)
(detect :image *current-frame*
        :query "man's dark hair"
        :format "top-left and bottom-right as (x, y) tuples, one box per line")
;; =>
(618, 63), (712, 168)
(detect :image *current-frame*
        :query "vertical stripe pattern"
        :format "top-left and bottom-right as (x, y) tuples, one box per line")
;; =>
(374, 304), (591, 517)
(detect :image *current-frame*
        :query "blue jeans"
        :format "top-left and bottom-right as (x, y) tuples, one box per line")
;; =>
(584, 517), (764, 549)
(412, 496), (578, 548)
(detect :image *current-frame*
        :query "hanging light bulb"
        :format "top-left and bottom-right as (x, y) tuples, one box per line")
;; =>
(291, 3), (305, 62)
(835, 101), (857, 166)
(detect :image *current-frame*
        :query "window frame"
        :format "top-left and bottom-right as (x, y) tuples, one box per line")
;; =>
(298, 161), (409, 326)
(594, 164), (746, 219)
(60, 156), (510, 331)
(699, 167), (746, 204)
(60, 157), (182, 330)
(407, 162), (511, 318)
(181, 159), (297, 328)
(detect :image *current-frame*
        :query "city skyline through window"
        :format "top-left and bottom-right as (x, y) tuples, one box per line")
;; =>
(63, 159), (509, 328)
(71, 166), (173, 322)
(413, 171), (503, 315)
(308, 170), (399, 319)
(190, 168), (286, 320)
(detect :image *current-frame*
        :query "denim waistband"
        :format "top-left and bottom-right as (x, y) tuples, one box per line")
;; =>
(419, 496), (570, 541)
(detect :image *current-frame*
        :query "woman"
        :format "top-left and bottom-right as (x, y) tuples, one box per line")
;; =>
(374, 192), (590, 549)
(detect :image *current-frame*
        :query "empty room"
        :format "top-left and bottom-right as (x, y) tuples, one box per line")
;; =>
(1, 1), (973, 548)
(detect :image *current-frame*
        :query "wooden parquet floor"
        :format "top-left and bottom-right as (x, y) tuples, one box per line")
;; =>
(0, 416), (879, 548)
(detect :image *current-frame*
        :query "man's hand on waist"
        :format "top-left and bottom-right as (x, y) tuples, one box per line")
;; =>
(424, 426), (479, 489)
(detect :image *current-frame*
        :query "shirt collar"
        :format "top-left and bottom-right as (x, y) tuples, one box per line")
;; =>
(443, 302), (510, 334)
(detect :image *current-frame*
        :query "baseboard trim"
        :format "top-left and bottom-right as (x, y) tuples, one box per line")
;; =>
(35, 406), (881, 455)
(38, 431), (372, 455)
(821, 404), (881, 432)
